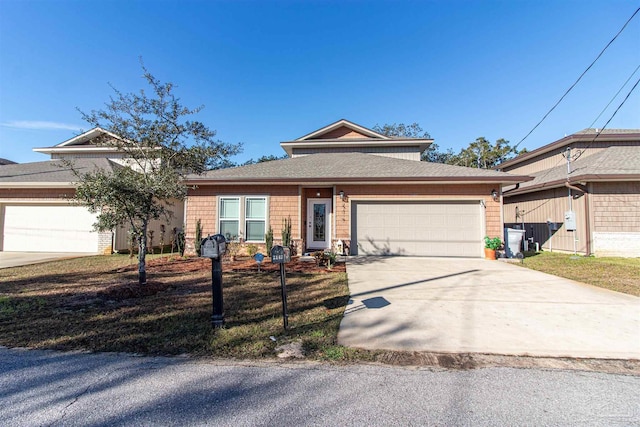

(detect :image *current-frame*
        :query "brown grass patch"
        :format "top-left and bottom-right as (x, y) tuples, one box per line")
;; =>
(0, 255), (349, 358)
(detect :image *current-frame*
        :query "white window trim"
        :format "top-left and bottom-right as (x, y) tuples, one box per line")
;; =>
(218, 195), (269, 243)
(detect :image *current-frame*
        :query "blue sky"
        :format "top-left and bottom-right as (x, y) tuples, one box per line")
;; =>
(1, 0), (638, 164)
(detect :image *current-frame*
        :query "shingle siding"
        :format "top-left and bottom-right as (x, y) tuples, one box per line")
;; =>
(186, 183), (501, 255)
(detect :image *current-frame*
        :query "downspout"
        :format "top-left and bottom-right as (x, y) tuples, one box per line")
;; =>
(565, 182), (590, 255)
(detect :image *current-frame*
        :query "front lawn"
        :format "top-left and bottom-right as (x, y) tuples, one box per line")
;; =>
(0, 254), (360, 360)
(519, 252), (640, 296)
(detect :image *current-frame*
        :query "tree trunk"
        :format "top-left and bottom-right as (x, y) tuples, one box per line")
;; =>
(138, 222), (148, 285)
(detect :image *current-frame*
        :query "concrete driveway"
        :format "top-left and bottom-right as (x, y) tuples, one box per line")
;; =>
(0, 252), (92, 269)
(338, 257), (640, 359)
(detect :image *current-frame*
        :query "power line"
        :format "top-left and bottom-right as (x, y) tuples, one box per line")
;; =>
(509, 75), (640, 216)
(513, 6), (640, 150)
(585, 75), (640, 147)
(587, 63), (640, 129)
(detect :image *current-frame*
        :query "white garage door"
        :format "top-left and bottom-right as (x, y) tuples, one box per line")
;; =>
(3, 205), (99, 253)
(352, 201), (482, 257)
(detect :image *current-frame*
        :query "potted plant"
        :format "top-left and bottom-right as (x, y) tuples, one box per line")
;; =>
(484, 236), (502, 260)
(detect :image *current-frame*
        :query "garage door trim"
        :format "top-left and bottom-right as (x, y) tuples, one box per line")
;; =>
(350, 199), (484, 257)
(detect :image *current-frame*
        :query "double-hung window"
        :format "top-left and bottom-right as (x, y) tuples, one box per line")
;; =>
(219, 197), (240, 241)
(218, 196), (267, 242)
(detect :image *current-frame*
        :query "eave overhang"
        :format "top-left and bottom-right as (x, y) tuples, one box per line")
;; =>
(185, 175), (530, 186)
(0, 182), (76, 189)
(503, 173), (640, 197)
(280, 139), (433, 157)
(497, 132), (640, 170)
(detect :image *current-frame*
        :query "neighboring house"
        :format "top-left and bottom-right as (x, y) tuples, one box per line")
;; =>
(0, 158), (17, 165)
(0, 128), (184, 254)
(499, 129), (640, 257)
(184, 119), (530, 257)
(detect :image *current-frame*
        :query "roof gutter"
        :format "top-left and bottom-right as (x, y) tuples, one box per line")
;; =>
(185, 175), (531, 186)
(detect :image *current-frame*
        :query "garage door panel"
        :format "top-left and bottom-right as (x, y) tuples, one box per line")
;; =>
(353, 201), (482, 257)
(3, 205), (99, 253)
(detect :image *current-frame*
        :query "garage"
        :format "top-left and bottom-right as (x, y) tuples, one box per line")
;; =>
(2, 205), (99, 253)
(351, 201), (483, 257)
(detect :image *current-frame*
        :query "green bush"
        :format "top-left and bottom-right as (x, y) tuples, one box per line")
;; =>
(265, 226), (274, 256)
(195, 219), (203, 256)
(282, 217), (292, 247)
(247, 244), (258, 257)
(484, 236), (502, 250)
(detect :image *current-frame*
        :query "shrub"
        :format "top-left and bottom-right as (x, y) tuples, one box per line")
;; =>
(247, 244), (258, 257)
(195, 219), (203, 256)
(484, 236), (502, 250)
(265, 226), (274, 256)
(282, 217), (292, 247)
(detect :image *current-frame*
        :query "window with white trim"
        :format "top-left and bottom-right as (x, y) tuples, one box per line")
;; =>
(219, 197), (240, 241)
(245, 197), (266, 241)
(218, 196), (268, 242)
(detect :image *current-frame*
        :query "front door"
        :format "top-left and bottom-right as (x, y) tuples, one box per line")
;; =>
(306, 198), (332, 250)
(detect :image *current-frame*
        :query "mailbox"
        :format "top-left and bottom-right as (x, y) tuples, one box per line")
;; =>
(201, 234), (227, 259)
(271, 245), (291, 264)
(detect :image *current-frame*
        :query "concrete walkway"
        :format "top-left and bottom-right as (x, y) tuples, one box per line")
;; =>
(0, 252), (92, 269)
(338, 256), (640, 359)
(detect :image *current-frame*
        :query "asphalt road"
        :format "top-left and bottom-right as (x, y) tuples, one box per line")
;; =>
(1, 348), (638, 426)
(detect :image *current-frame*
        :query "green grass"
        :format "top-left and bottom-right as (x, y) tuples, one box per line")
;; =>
(519, 251), (640, 296)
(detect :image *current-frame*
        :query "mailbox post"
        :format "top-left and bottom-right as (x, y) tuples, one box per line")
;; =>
(270, 245), (291, 330)
(201, 234), (227, 328)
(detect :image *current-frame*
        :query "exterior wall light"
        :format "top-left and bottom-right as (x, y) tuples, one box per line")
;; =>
(339, 190), (345, 201)
(491, 189), (499, 202)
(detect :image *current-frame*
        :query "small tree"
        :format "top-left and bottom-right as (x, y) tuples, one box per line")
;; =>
(159, 224), (166, 255)
(265, 225), (274, 256)
(195, 219), (203, 257)
(282, 217), (292, 247)
(72, 64), (240, 284)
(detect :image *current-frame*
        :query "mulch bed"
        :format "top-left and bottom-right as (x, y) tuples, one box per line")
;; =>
(100, 256), (345, 301)
(134, 256), (346, 274)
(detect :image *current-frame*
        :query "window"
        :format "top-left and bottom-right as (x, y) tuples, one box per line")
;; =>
(219, 197), (240, 241)
(245, 197), (266, 241)
(218, 196), (268, 242)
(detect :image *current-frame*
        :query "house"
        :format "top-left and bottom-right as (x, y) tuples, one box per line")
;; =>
(0, 158), (17, 166)
(499, 129), (640, 257)
(184, 119), (530, 257)
(0, 128), (184, 254)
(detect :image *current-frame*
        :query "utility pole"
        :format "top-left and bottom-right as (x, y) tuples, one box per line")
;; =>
(564, 147), (578, 255)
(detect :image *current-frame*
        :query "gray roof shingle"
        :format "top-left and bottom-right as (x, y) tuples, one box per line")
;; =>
(0, 158), (120, 184)
(511, 146), (640, 192)
(188, 152), (528, 183)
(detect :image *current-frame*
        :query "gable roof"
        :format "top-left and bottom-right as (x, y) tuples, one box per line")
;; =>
(295, 119), (391, 141)
(187, 152), (530, 185)
(0, 158), (122, 188)
(498, 128), (640, 170)
(32, 127), (122, 156)
(280, 119), (434, 157)
(504, 145), (640, 196)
